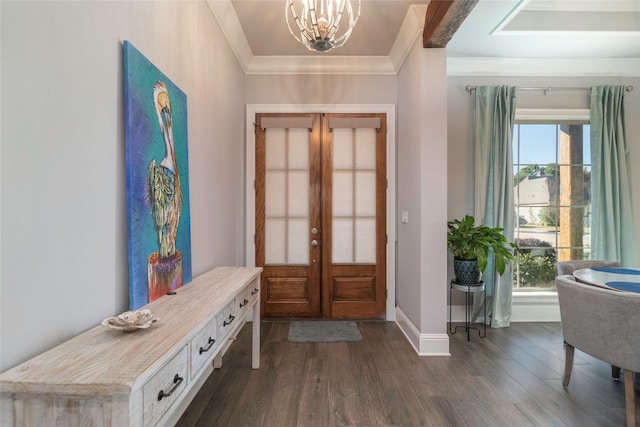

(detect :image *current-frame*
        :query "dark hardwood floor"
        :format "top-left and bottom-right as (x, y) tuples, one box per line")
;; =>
(177, 321), (638, 427)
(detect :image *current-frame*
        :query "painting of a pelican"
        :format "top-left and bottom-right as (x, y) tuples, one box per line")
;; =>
(148, 81), (182, 258)
(124, 41), (192, 310)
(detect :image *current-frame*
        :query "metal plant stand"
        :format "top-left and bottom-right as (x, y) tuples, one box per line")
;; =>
(449, 280), (486, 341)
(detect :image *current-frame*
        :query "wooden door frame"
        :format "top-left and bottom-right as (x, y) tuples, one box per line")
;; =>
(245, 104), (397, 321)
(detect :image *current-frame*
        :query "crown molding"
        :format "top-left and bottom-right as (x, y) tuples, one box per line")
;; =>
(207, 0), (253, 71)
(389, 5), (427, 72)
(244, 55), (397, 75)
(447, 57), (640, 77)
(207, 1), (425, 75)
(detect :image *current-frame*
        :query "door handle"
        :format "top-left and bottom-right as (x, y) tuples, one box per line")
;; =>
(311, 239), (319, 247)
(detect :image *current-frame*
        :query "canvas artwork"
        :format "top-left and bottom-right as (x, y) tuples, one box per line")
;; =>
(124, 41), (192, 310)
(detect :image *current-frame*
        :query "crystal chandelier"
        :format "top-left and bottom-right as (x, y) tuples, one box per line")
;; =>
(285, 0), (361, 52)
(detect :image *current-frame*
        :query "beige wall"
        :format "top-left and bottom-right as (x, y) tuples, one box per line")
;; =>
(0, 1), (246, 371)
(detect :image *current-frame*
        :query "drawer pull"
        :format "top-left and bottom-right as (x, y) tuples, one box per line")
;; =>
(239, 298), (249, 308)
(199, 337), (216, 354)
(157, 374), (184, 401)
(223, 314), (235, 326)
(251, 288), (259, 295)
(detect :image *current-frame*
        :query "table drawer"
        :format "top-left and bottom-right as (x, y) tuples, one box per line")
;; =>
(237, 279), (260, 316)
(215, 299), (237, 340)
(190, 318), (219, 378)
(143, 345), (188, 426)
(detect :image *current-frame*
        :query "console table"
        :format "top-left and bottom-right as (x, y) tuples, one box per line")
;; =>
(0, 266), (262, 427)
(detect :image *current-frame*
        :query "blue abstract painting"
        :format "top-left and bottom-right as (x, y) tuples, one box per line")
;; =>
(124, 41), (192, 310)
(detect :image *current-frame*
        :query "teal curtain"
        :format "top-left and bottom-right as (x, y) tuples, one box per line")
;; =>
(590, 86), (637, 266)
(473, 86), (517, 328)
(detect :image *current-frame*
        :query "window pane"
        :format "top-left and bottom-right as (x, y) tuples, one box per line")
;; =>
(519, 125), (558, 165)
(513, 123), (590, 290)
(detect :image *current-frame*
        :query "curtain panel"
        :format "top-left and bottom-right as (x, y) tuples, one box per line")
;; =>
(590, 85), (637, 266)
(473, 86), (517, 328)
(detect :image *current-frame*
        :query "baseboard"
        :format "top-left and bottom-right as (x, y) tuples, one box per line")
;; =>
(511, 304), (560, 322)
(395, 308), (450, 356)
(448, 291), (561, 323)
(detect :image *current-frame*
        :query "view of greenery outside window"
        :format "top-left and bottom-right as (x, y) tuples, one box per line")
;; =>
(512, 122), (591, 290)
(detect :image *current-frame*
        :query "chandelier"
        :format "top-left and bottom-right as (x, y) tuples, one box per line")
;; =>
(285, 0), (361, 52)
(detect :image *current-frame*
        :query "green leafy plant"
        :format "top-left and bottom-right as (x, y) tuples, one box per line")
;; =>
(447, 215), (518, 275)
(512, 238), (557, 287)
(514, 253), (557, 287)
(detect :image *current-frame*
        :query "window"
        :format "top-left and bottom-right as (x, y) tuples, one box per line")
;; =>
(512, 119), (591, 291)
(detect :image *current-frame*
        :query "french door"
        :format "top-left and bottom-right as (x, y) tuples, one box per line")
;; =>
(255, 113), (386, 319)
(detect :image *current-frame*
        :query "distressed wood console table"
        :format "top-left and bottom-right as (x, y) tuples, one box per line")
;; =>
(0, 266), (262, 427)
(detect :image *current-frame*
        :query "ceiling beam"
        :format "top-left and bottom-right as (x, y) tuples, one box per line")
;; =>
(423, 0), (478, 48)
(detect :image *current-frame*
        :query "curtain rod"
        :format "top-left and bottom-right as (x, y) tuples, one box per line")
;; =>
(465, 85), (634, 95)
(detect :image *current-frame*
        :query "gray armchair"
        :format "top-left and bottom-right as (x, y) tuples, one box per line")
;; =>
(556, 259), (620, 275)
(556, 274), (640, 427)
(556, 260), (623, 380)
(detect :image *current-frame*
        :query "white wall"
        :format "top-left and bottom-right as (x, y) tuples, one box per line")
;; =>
(447, 75), (640, 269)
(396, 37), (449, 354)
(0, 1), (246, 371)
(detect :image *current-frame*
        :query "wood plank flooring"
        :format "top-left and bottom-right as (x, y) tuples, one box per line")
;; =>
(177, 321), (638, 427)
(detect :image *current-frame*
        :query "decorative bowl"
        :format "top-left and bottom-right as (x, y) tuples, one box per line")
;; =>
(101, 309), (160, 332)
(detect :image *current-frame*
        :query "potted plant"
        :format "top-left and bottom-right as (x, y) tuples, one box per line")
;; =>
(447, 215), (518, 284)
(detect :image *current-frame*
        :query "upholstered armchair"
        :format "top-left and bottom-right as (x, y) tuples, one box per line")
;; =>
(556, 274), (640, 427)
(556, 259), (621, 276)
(556, 260), (624, 380)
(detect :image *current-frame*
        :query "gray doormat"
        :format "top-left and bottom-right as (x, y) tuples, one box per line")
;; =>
(288, 321), (363, 343)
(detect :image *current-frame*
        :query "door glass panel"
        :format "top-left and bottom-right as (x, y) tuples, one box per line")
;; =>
(265, 171), (285, 216)
(265, 128), (310, 265)
(332, 171), (353, 216)
(355, 171), (376, 216)
(332, 128), (376, 264)
(355, 219), (376, 262)
(333, 218), (354, 262)
(355, 129), (376, 168)
(265, 219), (285, 264)
(265, 129), (286, 168)
(288, 171), (309, 216)
(288, 219), (309, 264)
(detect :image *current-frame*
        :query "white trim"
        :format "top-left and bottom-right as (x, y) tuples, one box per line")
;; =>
(449, 292), (560, 323)
(395, 308), (450, 356)
(491, 0), (530, 35)
(516, 108), (590, 122)
(447, 57), (640, 77)
(245, 104), (397, 321)
(524, 1), (640, 12)
(388, 5), (427, 74)
(244, 55), (397, 76)
(206, 0), (253, 71)
(512, 291), (560, 322)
